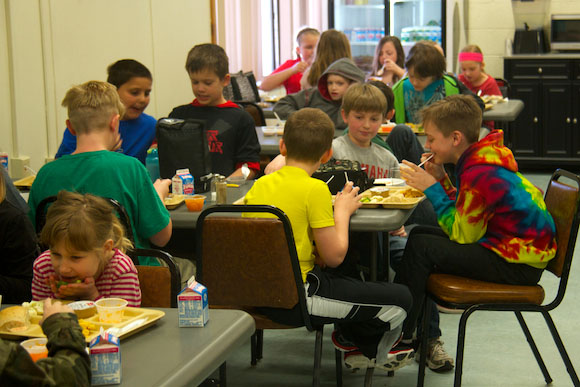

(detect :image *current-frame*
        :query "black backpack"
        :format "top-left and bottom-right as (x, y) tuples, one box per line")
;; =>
(312, 159), (372, 195)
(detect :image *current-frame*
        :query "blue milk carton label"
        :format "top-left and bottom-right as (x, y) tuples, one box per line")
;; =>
(89, 331), (121, 385)
(178, 277), (209, 327)
(172, 168), (195, 195)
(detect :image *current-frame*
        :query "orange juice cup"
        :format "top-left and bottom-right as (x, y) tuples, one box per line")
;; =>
(21, 338), (48, 362)
(185, 195), (205, 212)
(95, 298), (128, 324)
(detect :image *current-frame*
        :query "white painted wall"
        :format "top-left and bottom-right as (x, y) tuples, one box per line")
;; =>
(1, 0), (211, 176)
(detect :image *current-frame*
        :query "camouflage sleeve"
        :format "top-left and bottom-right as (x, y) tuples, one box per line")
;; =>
(36, 312), (91, 386)
(0, 337), (56, 385)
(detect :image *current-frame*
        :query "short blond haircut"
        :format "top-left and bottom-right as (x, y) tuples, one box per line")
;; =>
(283, 108), (334, 163)
(420, 95), (481, 143)
(61, 81), (125, 135)
(342, 83), (386, 117)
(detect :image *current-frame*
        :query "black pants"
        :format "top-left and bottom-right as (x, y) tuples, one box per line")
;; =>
(394, 226), (543, 339)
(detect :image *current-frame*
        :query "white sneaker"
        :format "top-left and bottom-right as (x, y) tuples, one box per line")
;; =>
(415, 338), (454, 373)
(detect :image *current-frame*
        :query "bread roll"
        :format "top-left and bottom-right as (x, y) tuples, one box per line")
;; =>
(0, 306), (30, 332)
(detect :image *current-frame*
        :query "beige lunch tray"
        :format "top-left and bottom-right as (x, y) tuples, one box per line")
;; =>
(0, 307), (165, 343)
(13, 175), (35, 189)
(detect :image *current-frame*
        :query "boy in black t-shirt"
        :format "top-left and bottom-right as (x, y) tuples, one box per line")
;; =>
(169, 44), (261, 178)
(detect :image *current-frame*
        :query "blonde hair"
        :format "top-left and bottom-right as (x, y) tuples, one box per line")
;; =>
(342, 83), (386, 117)
(61, 81), (125, 135)
(420, 95), (481, 143)
(0, 170), (5, 202)
(307, 30), (352, 87)
(40, 191), (133, 266)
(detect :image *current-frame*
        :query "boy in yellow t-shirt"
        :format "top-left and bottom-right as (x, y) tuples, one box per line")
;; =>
(245, 108), (413, 372)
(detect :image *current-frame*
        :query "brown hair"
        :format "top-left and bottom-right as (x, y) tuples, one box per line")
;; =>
(307, 30), (352, 87)
(61, 81), (125, 135)
(342, 83), (386, 117)
(40, 191), (133, 262)
(371, 36), (405, 77)
(405, 42), (446, 79)
(296, 27), (320, 45)
(366, 80), (394, 114)
(0, 170), (5, 202)
(185, 43), (229, 79)
(283, 108), (334, 163)
(420, 94), (481, 143)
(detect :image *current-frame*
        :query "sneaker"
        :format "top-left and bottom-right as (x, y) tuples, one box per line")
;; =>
(332, 330), (357, 352)
(415, 338), (454, 373)
(375, 343), (415, 372)
(344, 350), (372, 371)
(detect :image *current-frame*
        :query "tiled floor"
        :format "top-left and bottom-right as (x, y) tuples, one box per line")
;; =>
(213, 171), (580, 386)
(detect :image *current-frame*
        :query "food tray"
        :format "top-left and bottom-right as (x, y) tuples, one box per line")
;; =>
(13, 175), (35, 189)
(262, 126), (284, 136)
(378, 123), (423, 135)
(360, 186), (425, 209)
(164, 194), (185, 210)
(0, 307), (165, 343)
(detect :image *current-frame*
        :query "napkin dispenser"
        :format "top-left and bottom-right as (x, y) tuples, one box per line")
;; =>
(513, 23), (548, 54)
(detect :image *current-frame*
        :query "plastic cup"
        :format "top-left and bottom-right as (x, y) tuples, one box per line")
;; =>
(95, 298), (128, 324)
(21, 338), (48, 362)
(184, 195), (205, 212)
(388, 167), (400, 179)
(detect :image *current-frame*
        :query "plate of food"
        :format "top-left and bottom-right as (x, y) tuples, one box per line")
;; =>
(262, 126), (284, 136)
(0, 301), (165, 343)
(164, 194), (185, 210)
(359, 186), (425, 209)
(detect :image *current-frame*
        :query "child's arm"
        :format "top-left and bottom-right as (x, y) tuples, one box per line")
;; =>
(312, 182), (361, 268)
(150, 179), (173, 247)
(260, 61), (307, 91)
(31, 253), (57, 301)
(264, 154), (286, 175)
(273, 90), (308, 119)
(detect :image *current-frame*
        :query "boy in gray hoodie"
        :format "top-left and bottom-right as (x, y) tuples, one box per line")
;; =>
(274, 58), (365, 130)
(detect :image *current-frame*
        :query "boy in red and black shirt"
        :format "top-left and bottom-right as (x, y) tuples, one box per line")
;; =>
(169, 44), (261, 178)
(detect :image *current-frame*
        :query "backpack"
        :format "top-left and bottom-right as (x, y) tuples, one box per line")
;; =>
(223, 71), (260, 103)
(156, 118), (212, 192)
(312, 159), (372, 195)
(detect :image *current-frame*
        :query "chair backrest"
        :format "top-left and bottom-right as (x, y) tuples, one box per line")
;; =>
(495, 77), (511, 98)
(195, 205), (312, 329)
(543, 169), (580, 308)
(129, 248), (181, 308)
(235, 101), (266, 126)
(35, 195), (135, 245)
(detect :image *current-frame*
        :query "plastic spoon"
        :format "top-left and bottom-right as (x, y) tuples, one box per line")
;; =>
(273, 111), (284, 127)
(376, 64), (386, 76)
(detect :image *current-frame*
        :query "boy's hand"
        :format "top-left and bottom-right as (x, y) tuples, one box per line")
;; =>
(153, 178), (171, 201)
(334, 181), (362, 216)
(52, 277), (99, 301)
(389, 225), (407, 237)
(401, 160), (437, 192)
(40, 299), (74, 325)
(264, 154), (286, 175)
(420, 153), (446, 181)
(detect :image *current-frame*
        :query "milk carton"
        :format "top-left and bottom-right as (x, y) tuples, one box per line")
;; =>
(172, 168), (194, 195)
(178, 276), (209, 327)
(90, 331), (121, 385)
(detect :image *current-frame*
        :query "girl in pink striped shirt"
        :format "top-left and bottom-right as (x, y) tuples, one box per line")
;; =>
(32, 191), (141, 307)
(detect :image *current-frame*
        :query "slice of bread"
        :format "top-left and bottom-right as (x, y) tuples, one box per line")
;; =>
(0, 306), (30, 332)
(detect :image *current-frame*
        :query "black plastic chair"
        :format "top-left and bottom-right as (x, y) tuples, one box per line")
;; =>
(417, 169), (580, 386)
(196, 205), (349, 387)
(495, 77), (511, 98)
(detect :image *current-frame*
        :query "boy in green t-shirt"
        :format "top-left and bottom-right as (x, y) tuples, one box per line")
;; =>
(245, 108), (413, 372)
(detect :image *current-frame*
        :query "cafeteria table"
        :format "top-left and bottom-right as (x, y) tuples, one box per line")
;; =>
(255, 126), (343, 156)
(481, 99), (524, 122)
(120, 309), (254, 386)
(168, 181), (416, 280)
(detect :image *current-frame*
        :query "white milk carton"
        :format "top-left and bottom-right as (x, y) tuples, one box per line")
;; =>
(172, 168), (195, 195)
(178, 276), (209, 327)
(90, 331), (121, 385)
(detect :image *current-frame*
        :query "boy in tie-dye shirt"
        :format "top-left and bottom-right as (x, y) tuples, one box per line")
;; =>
(394, 95), (556, 372)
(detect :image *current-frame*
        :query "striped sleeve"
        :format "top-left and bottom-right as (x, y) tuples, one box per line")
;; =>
(31, 251), (57, 301)
(95, 250), (141, 307)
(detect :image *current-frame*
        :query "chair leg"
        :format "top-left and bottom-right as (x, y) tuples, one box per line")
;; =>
(364, 367), (374, 387)
(256, 329), (264, 360)
(335, 349), (343, 387)
(417, 297), (431, 387)
(219, 362), (227, 387)
(312, 327), (323, 387)
(250, 332), (258, 366)
(542, 311), (580, 386)
(514, 311), (552, 384)
(453, 306), (477, 387)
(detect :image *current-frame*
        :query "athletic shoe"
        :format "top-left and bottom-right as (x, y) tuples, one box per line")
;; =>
(375, 343), (415, 372)
(415, 337), (454, 372)
(344, 350), (372, 371)
(332, 330), (357, 352)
